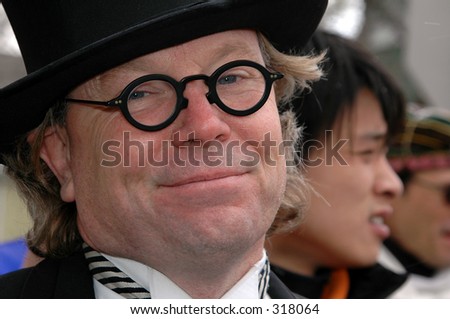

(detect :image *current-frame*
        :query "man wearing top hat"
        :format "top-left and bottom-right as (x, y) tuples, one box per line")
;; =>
(0, 0), (327, 298)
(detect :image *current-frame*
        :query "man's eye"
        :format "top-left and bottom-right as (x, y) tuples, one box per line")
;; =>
(129, 91), (149, 100)
(218, 75), (238, 85)
(358, 150), (376, 156)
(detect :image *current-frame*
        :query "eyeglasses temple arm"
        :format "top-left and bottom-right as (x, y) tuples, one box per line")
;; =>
(65, 98), (120, 108)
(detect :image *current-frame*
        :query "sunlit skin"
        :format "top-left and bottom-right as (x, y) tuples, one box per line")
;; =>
(387, 168), (450, 269)
(38, 30), (287, 298)
(267, 88), (403, 276)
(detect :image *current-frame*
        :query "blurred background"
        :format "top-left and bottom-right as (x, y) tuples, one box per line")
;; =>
(0, 0), (449, 242)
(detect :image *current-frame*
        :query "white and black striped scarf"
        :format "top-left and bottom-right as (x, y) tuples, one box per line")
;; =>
(83, 243), (270, 299)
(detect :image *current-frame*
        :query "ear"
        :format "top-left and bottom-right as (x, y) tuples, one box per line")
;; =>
(30, 126), (75, 202)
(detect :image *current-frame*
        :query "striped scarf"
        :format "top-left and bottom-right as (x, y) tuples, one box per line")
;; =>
(83, 243), (270, 299)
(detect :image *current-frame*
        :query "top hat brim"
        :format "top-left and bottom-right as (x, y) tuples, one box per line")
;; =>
(0, 0), (328, 163)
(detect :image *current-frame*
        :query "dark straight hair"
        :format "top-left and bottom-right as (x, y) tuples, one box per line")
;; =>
(293, 30), (405, 158)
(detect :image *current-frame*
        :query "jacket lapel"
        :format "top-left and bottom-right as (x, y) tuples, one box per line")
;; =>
(268, 271), (301, 299)
(21, 250), (94, 298)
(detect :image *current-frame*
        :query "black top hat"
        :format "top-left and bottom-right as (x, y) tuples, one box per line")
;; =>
(0, 0), (328, 163)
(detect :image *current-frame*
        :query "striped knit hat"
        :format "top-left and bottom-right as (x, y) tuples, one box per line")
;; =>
(388, 106), (450, 172)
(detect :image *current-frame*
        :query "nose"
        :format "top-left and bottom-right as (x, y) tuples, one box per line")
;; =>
(374, 156), (404, 199)
(171, 78), (231, 146)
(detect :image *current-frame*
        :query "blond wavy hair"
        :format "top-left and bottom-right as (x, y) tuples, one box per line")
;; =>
(4, 33), (323, 258)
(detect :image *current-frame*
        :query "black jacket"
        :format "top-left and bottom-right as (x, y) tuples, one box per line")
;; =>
(0, 250), (298, 298)
(271, 263), (407, 299)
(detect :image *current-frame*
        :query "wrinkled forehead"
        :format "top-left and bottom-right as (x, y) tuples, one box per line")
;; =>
(106, 31), (261, 74)
(70, 30), (263, 96)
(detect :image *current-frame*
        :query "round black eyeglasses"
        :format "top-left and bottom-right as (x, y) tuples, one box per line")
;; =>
(65, 60), (283, 131)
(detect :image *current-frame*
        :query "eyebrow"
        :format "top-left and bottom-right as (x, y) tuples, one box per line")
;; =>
(210, 41), (262, 62)
(359, 132), (387, 140)
(356, 131), (388, 145)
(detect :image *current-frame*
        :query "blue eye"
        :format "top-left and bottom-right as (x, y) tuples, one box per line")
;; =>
(129, 91), (148, 100)
(218, 75), (238, 85)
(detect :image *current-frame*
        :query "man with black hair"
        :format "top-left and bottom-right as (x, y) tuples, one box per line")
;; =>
(267, 30), (407, 298)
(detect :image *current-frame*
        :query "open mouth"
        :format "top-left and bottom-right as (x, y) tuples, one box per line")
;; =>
(369, 214), (390, 239)
(441, 227), (450, 238)
(369, 215), (385, 226)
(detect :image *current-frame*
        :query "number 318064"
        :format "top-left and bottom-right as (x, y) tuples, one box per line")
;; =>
(272, 303), (319, 315)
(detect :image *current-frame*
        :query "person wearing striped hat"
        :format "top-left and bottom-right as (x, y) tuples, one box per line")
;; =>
(379, 106), (450, 298)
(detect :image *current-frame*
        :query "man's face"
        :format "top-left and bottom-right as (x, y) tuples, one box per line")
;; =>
(52, 30), (286, 267)
(297, 88), (403, 268)
(387, 168), (450, 269)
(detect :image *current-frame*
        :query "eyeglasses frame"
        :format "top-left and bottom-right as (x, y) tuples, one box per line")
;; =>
(64, 60), (283, 131)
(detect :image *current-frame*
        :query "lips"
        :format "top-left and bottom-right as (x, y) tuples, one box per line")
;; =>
(369, 207), (393, 240)
(160, 169), (248, 188)
(156, 169), (251, 206)
(440, 223), (450, 238)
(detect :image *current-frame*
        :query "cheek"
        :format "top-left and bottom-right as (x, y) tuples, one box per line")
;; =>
(409, 197), (443, 230)
(66, 109), (139, 198)
(67, 107), (116, 157)
(258, 106), (284, 156)
(68, 105), (169, 167)
(308, 163), (373, 212)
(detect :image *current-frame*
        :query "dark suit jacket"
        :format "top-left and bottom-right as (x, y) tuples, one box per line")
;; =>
(272, 263), (407, 299)
(0, 250), (298, 298)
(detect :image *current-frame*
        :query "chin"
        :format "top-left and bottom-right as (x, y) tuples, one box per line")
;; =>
(344, 250), (379, 268)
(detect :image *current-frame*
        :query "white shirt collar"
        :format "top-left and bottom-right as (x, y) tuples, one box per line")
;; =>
(93, 251), (269, 299)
